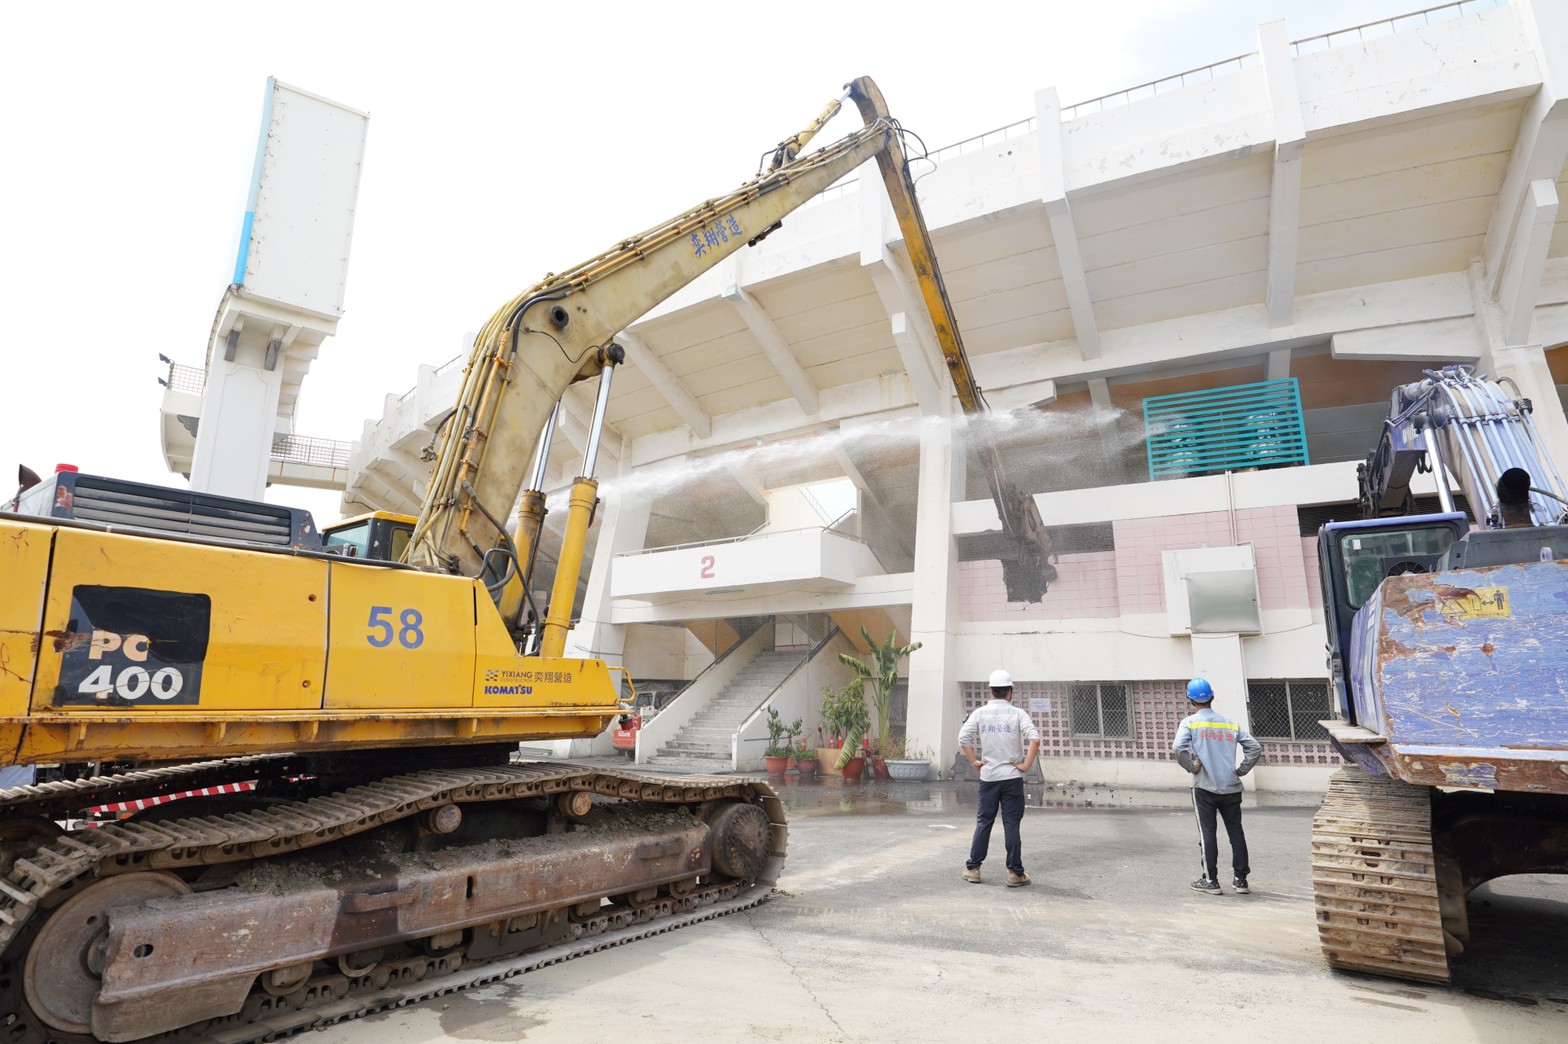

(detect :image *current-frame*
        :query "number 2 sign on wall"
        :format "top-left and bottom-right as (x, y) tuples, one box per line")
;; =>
(699, 554), (715, 579)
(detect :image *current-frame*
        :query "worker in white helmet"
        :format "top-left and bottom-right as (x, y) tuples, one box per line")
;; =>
(957, 668), (1042, 887)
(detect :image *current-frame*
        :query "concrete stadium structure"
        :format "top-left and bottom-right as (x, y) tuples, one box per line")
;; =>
(334, 0), (1568, 790)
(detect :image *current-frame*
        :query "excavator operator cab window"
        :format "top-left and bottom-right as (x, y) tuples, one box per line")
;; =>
(1338, 525), (1458, 608)
(323, 514), (417, 563)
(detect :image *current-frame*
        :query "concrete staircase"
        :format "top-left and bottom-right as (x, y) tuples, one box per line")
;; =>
(645, 649), (805, 772)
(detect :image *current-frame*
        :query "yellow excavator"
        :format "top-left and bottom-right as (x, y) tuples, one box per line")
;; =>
(0, 77), (1052, 1041)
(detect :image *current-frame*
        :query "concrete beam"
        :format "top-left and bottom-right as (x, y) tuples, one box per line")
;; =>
(1499, 179), (1560, 345)
(720, 283), (820, 416)
(859, 180), (948, 417)
(618, 331), (711, 439)
(1087, 377), (1112, 411)
(726, 461), (769, 506)
(1036, 87), (1101, 360)
(887, 310), (948, 418)
(1482, 0), (1568, 300)
(1260, 20), (1304, 330)
(1266, 348), (1292, 382)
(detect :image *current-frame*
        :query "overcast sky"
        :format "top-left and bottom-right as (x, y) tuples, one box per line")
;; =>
(2, 0), (1458, 523)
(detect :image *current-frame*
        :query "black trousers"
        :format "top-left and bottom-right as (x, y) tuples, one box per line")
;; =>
(1190, 786), (1249, 881)
(968, 777), (1025, 874)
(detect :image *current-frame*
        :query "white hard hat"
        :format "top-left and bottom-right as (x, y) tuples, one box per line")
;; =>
(988, 669), (1013, 689)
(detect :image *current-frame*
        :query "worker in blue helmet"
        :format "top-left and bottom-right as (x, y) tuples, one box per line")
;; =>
(1172, 677), (1262, 896)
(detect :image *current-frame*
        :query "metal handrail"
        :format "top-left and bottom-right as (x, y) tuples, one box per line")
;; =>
(1061, 52), (1261, 120)
(270, 434), (353, 469)
(1290, 0), (1507, 55)
(746, 628), (841, 727)
(162, 362), (205, 394)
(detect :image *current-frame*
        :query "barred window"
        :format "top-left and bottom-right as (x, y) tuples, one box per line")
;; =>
(1069, 682), (1130, 738)
(1247, 679), (1331, 741)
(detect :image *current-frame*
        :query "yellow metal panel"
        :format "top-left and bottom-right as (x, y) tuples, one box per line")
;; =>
(0, 519), (50, 719)
(471, 596), (620, 713)
(324, 563), (476, 709)
(12, 707), (621, 764)
(35, 529), (328, 713)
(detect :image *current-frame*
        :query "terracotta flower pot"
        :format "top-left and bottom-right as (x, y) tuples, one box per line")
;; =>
(871, 757), (890, 780)
(764, 755), (790, 775)
(796, 758), (819, 777)
(840, 756), (866, 781)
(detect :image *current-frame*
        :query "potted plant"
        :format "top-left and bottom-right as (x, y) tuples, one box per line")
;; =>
(882, 737), (933, 782)
(830, 685), (869, 779)
(763, 707), (800, 775)
(795, 744), (819, 778)
(838, 627), (922, 748)
(820, 680), (860, 766)
(814, 720), (840, 771)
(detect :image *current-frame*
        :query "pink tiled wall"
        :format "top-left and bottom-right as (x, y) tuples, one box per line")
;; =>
(960, 506), (1316, 621)
(959, 551), (1119, 620)
(1302, 536), (1323, 607)
(1235, 505), (1310, 611)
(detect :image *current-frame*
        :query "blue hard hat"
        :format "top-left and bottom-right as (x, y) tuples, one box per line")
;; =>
(1186, 678), (1214, 702)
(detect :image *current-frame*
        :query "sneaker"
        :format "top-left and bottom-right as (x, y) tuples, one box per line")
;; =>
(1232, 877), (1250, 894)
(1190, 877), (1222, 895)
(961, 867), (982, 884)
(1006, 871), (1031, 888)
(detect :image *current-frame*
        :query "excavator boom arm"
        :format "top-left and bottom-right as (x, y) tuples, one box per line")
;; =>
(408, 103), (895, 576)
(409, 76), (1054, 605)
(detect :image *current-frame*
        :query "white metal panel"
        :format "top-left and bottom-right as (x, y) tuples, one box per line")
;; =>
(234, 79), (369, 317)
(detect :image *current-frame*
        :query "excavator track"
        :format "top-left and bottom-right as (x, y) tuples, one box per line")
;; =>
(0, 762), (785, 1042)
(0, 754), (301, 821)
(1310, 767), (1450, 984)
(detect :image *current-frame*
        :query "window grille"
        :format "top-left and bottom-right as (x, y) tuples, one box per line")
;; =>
(1246, 679), (1331, 742)
(1068, 682), (1131, 738)
(1144, 378), (1309, 480)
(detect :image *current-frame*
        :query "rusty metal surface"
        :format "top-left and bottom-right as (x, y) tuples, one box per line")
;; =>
(1351, 561), (1568, 796)
(0, 763), (785, 1043)
(22, 872), (191, 1036)
(1311, 768), (1451, 985)
(94, 813), (713, 1038)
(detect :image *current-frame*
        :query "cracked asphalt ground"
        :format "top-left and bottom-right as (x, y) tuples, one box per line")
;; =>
(314, 778), (1567, 1043)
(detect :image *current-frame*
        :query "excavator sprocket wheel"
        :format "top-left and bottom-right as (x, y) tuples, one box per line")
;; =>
(707, 800), (772, 881)
(1311, 767), (1451, 984)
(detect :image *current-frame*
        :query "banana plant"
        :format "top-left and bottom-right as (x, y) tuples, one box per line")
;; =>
(838, 627), (922, 744)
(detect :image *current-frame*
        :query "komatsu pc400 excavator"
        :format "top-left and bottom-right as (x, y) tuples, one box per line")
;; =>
(0, 78), (1052, 1041)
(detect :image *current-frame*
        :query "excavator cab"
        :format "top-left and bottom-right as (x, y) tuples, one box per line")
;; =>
(1316, 512), (1465, 726)
(322, 510), (417, 561)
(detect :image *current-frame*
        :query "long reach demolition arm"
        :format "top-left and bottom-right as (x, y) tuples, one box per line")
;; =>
(407, 76), (1056, 626)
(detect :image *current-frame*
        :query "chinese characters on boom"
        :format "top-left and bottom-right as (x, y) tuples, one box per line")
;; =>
(690, 215), (745, 258)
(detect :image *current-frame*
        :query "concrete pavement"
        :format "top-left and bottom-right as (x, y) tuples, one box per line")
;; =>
(313, 773), (1567, 1044)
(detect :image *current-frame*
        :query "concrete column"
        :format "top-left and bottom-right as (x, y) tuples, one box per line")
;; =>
(1484, 342), (1568, 482)
(905, 418), (964, 775)
(559, 479), (652, 756)
(1188, 632), (1253, 790)
(190, 326), (287, 500)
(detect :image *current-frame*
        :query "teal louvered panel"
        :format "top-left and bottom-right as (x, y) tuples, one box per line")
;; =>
(1144, 378), (1309, 480)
